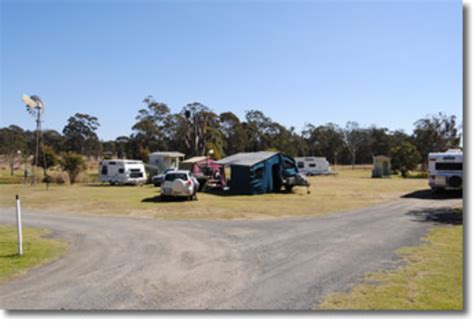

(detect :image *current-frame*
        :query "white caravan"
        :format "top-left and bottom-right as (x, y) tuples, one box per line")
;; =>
(294, 157), (333, 176)
(99, 159), (147, 185)
(428, 149), (463, 191)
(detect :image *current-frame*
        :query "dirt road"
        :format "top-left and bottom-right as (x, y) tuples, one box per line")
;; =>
(0, 192), (462, 310)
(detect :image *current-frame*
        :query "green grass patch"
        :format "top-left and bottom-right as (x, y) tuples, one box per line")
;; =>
(0, 225), (67, 282)
(318, 220), (463, 310)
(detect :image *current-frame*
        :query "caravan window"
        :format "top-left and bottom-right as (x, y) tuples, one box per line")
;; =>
(297, 162), (304, 168)
(101, 166), (108, 175)
(108, 161), (116, 165)
(309, 163), (316, 168)
(435, 163), (462, 171)
(118, 168), (124, 174)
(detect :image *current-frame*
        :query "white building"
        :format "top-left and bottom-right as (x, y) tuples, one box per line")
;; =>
(148, 151), (185, 174)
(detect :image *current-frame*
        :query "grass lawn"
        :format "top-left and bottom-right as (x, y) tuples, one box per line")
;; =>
(0, 166), (427, 220)
(0, 225), (67, 283)
(318, 216), (463, 310)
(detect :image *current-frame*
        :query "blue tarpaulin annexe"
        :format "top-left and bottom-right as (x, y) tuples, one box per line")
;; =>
(216, 151), (297, 195)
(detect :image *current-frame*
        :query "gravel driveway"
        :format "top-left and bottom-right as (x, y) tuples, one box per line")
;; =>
(0, 193), (462, 310)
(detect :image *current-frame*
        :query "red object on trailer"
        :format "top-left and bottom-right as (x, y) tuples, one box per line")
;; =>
(179, 156), (225, 190)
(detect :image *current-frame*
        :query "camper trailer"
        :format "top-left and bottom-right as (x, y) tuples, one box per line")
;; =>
(99, 159), (147, 185)
(294, 157), (332, 176)
(428, 149), (463, 191)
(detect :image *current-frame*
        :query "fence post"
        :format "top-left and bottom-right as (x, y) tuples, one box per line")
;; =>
(15, 195), (23, 256)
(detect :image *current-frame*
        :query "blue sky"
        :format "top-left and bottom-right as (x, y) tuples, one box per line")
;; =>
(1, 0), (462, 140)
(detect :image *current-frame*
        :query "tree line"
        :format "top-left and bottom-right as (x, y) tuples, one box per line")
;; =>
(0, 96), (462, 177)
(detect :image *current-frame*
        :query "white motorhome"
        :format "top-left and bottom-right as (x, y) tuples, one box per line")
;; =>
(99, 159), (147, 185)
(294, 157), (333, 176)
(428, 149), (463, 191)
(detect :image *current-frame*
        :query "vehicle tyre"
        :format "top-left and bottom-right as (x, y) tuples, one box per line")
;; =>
(284, 184), (294, 193)
(193, 193), (198, 201)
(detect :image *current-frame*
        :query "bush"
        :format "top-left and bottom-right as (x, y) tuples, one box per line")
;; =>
(60, 152), (86, 185)
(32, 145), (59, 170)
(390, 142), (421, 178)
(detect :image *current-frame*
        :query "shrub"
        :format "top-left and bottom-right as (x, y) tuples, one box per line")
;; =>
(60, 152), (86, 185)
(390, 142), (421, 178)
(32, 145), (59, 170)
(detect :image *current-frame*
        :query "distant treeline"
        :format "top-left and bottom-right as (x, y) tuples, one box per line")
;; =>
(0, 96), (462, 173)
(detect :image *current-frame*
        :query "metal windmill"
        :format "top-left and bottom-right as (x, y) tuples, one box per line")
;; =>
(22, 94), (46, 185)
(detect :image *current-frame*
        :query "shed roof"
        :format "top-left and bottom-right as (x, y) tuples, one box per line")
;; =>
(182, 156), (208, 164)
(149, 151), (185, 158)
(216, 151), (280, 167)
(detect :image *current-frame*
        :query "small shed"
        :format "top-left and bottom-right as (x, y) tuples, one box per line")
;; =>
(372, 155), (391, 178)
(216, 151), (295, 195)
(148, 151), (185, 174)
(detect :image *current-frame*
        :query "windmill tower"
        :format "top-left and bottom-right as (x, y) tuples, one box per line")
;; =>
(22, 94), (46, 185)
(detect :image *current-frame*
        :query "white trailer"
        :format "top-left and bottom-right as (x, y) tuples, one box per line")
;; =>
(294, 157), (333, 176)
(428, 149), (463, 191)
(99, 159), (147, 185)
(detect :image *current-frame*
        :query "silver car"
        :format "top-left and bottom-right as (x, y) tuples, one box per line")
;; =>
(160, 170), (200, 201)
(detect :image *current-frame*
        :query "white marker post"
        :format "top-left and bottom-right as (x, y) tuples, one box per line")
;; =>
(15, 195), (23, 256)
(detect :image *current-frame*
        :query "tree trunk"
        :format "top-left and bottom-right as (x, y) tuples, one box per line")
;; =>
(351, 149), (356, 170)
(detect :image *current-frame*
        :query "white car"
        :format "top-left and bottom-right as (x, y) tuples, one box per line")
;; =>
(161, 170), (200, 201)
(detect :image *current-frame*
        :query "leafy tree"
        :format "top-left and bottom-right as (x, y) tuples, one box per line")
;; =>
(179, 102), (221, 156)
(303, 123), (344, 164)
(343, 121), (368, 169)
(0, 125), (26, 175)
(115, 136), (130, 159)
(63, 113), (100, 155)
(131, 96), (171, 152)
(219, 112), (247, 156)
(42, 130), (65, 153)
(32, 145), (59, 170)
(244, 110), (273, 151)
(390, 142), (421, 178)
(412, 113), (460, 167)
(60, 152), (86, 184)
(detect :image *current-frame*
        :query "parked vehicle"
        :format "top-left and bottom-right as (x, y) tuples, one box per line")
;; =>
(294, 157), (333, 176)
(151, 168), (177, 187)
(428, 149), (463, 192)
(160, 170), (200, 200)
(99, 159), (147, 185)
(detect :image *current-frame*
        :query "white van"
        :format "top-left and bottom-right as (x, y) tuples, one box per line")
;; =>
(294, 157), (332, 176)
(99, 159), (147, 185)
(428, 149), (463, 191)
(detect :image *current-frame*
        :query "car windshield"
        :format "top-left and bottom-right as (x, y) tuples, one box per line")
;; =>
(165, 173), (188, 181)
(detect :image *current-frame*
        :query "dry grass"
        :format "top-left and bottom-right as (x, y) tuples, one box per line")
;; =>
(0, 166), (427, 220)
(318, 221), (463, 310)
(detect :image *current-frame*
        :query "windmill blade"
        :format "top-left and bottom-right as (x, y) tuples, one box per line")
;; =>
(30, 95), (45, 112)
(22, 94), (37, 108)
